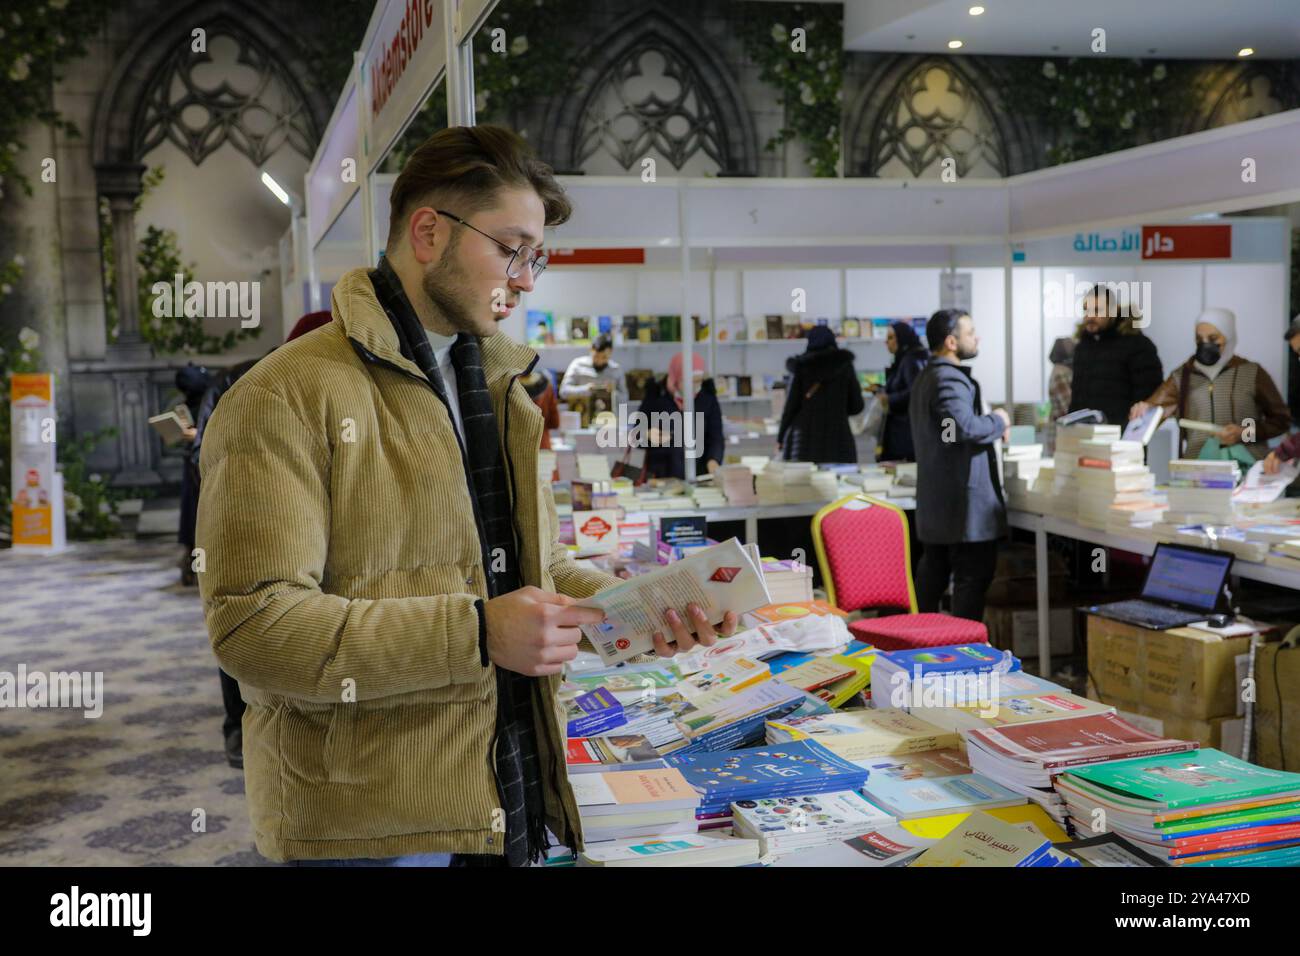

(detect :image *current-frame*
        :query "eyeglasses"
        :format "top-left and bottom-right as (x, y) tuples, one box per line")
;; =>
(436, 210), (548, 281)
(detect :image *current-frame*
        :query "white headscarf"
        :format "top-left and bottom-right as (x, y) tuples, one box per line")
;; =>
(1193, 307), (1237, 380)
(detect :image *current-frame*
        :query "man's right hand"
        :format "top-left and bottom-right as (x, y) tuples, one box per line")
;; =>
(483, 586), (607, 677)
(993, 407), (1011, 442)
(1264, 451), (1284, 476)
(1129, 401), (1152, 421)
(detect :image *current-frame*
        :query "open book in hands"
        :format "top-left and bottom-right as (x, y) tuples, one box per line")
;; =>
(578, 538), (771, 665)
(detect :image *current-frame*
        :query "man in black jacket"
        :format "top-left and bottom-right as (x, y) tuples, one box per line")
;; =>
(909, 309), (1010, 622)
(1068, 284), (1163, 425)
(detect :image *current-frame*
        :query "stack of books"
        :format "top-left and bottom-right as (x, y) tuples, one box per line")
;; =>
(691, 483), (727, 509)
(1164, 459), (1238, 524)
(870, 643), (1021, 713)
(766, 707), (959, 766)
(668, 680), (808, 754)
(717, 464), (758, 506)
(1003, 445), (1050, 512)
(760, 558), (814, 603)
(858, 748), (1026, 820)
(755, 461), (838, 504)
(1055, 749), (1300, 865)
(963, 712), (1196, 823)
(849, 467), (894, 495)
(1267, 539), (1300, 572)
(1052, 423), (1121, 521)
(564, 687), (627, 738)
(1072, 439), (1162, 531)
(569, 768), (702, 844)
(667, 740), (871, 830)
(732, 790), (896, 859)
(577, 832), (763, 867)
(566, 734), (669, 775)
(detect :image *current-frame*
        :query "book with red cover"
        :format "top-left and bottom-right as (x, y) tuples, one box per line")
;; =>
(968, 712), (1196, 771)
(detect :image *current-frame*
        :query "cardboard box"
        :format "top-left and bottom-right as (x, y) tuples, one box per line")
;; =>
(1254, 643), (1300, 772)
(1111, 706), (1245, 754)
(984, 605), (1074, 659)
(984, 543), (1068, 606)
(1086, 614), (1250, 720)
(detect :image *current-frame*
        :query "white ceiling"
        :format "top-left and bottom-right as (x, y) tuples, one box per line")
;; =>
(805, 0), (1300, 59)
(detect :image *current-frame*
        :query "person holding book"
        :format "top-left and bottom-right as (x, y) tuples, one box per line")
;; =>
(196, 125), (733, 868)
(776, 325), (865, 463)
(638, 351), (725, 479)
(559, 334), (628, 408)
(1129, 307), (1289, 461)
(1068, 283), (1163, 425)
(1263, 315), (1300, 475)
(909, 309), (1010, 621)
(875, 321), (929, 462)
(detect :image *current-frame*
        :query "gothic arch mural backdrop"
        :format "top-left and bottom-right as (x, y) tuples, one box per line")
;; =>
(538, 6), (759, 176)
(846, 54), (1035, 178)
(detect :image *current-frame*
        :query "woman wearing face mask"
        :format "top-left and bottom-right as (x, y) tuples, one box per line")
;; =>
(873, 321), (929, 462)
(1130, 308), (1290, 460)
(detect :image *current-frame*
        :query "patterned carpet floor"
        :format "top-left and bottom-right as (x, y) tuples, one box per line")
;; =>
(0, 539), (277, 866)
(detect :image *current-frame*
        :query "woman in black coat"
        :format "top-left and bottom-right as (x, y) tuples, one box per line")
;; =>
(638, 351), (725, 480)
(877, 321), (930, 461)
(777, 326), (865, 464)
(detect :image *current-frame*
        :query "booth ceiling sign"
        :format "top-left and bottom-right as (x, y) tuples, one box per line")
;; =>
(363, 0), (448, 167)
(1139, 224), (1232, 260)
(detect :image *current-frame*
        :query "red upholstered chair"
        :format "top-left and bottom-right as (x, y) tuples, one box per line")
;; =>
(811, 493), (988, 652)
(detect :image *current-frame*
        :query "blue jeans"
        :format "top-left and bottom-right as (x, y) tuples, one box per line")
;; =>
(290, 852), (452, 867)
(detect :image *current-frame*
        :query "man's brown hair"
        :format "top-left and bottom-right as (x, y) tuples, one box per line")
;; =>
(386, 124), (571, 252)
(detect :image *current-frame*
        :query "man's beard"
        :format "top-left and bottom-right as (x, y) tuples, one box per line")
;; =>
(420, 243), (483, 336)
(957, 344), (979, 360)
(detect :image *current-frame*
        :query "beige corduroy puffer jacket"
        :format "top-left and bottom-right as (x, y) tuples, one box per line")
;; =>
(197, 267), (618, 862)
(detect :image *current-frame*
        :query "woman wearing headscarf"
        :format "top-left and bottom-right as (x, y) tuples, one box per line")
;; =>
(876, 321), (929, 461)
(638, 351), (724, 479)
(1131, 307), (1290, 460)
(1046, 336), (1075, 454)
(777, 325), (865, 464)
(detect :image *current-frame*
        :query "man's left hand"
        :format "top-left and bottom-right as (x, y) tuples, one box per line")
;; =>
(651, 604), (739, 657)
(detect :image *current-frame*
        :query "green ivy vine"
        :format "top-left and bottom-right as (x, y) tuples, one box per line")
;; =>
(995, 57), (1198, 165)
(737, 2), (844, 177)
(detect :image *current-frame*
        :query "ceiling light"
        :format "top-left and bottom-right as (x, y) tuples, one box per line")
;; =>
(969, 5), (985, 14)
(260, 171), (291, 206)
(948, 39), (964, 49)
(1238, 47), (1254, 57)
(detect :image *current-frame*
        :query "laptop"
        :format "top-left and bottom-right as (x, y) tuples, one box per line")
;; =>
(1087, 543), (1233, 631)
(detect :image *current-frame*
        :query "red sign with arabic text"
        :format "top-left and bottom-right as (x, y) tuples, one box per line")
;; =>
(1140, 225), (1231, 260)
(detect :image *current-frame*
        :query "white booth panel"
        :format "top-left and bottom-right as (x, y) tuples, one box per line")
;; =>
(1134, 264), (1204, 382)
(742, 269), (843, 318)
(1205, 263), (1289, 391)
(713, 270), (742, 318)
(637, 269), (712, 317)
(522, 270), (639, 318)
(966, 268), (1007, 405)
(1012, 267), (1043, 403)
(844, 268), (940, 316)
(553, 179), (681, 247)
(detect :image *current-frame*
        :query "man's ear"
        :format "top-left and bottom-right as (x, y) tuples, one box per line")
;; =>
(408, 207), (441, 265)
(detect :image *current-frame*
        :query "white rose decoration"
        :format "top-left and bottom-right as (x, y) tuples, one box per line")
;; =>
(19, 326), (41, 350)
(1042, 61), (1057, 79)
(511, 35), (528, 56)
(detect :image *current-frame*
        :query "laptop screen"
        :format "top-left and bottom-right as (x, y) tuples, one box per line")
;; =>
(1141, 545), (1233, 612)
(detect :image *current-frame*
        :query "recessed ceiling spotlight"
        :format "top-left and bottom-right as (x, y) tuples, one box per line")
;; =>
(1238, 47), (1255, 57)
(969, 5), (985, 14)
(948, 39), (964, 49)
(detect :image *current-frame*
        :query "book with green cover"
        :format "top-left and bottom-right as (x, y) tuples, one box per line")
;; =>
(1065, 749), (1300, 811)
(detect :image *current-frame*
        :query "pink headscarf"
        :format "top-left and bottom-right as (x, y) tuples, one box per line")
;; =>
(667, 352), (706, 410)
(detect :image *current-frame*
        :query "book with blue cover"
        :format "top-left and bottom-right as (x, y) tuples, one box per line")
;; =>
(668, 740), (870, 814)
(879, 644), (1021, 676)
(566, 687), (627, 738)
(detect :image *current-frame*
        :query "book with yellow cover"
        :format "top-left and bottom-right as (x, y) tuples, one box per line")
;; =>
(917, 692), (1115, 734)
(767, 707), (958, 763)
(900, 802), (1070, 844)
(910, 810), (1055, 867)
